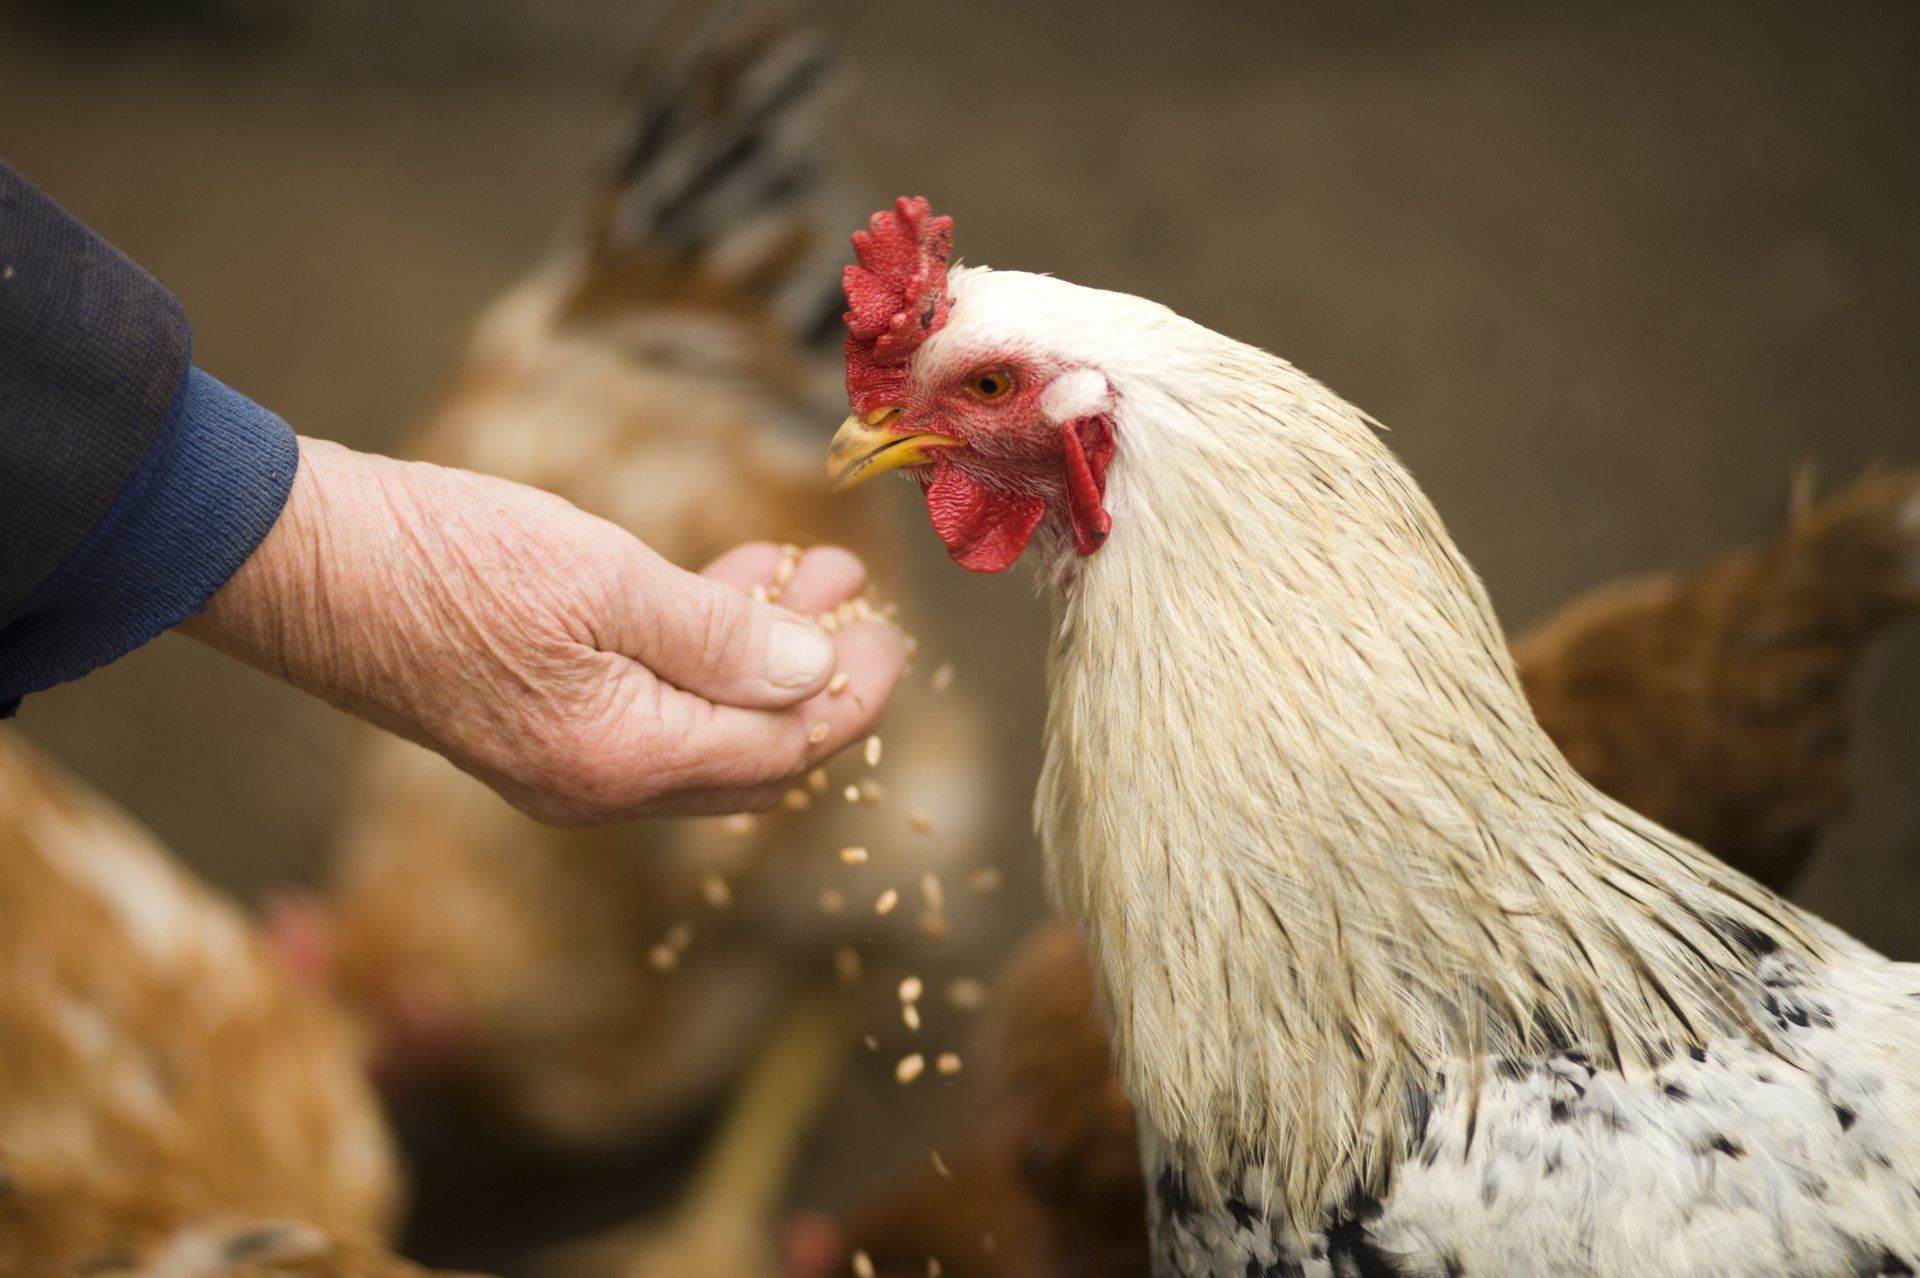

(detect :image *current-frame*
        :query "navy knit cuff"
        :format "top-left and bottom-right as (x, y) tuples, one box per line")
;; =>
(0, 368), (298, 715)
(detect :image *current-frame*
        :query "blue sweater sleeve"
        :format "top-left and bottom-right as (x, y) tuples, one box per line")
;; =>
(0, 163), (298, 715)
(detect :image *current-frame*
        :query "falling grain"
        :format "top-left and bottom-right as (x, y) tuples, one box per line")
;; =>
(809, 723), (831, 745)
(920, 913), (949, 941)
(840, 846), (869, 865)
(968, 867), (1003, 893)
(896, 1053), (926, 1085)
(899, 976), (924, 1004)
(929, 1148), (953, 1179)
(701, 876), (732, 909)
(919, 872), (945, 913)
(834, 947), (862, 985)
(936, 1052), (962, 1076)
(931, 662), (955, 693)
(648, 945), (678, 972)
(818, 889), (846, 915)
(864, 735), (883, 767)
(875, 888), (900, 916)
(828, 671), (851, 695)
(851, 1250), (875, 1278)
(947, 979), (987, 1010)
(903, 1002), (922, 1031)
(844, 784), (862, 803)
(723, 814), (755, 836)
(907, 808), (934, 834)
(928, 1260), (944, 1278)
(807, 767), (830, 793)
(775, 543), (801, 588)
(782, 788), (811, 811)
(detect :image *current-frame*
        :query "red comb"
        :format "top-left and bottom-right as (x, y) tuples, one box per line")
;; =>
(843, 197), (953, 416)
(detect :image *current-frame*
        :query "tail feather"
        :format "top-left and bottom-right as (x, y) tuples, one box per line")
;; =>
(1514, 468), (1920, 889)
(564, 2), (849, 347)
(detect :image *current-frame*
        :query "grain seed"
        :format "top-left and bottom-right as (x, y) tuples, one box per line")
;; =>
(875, 888), (899, 916)
(840, 846), (869, 865)
(936, 1052), (962, 1076)
(896, 1053), (925, 1085)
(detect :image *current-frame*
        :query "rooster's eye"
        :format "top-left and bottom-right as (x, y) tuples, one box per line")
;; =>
(968, 371), (1013, 401)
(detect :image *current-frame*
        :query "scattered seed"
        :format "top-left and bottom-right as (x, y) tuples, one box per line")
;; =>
(840, 846), (869, 865)
(834, 947), (862, 985)
(863, 1035), (880, 1051)
(947, 979), (987, 1010)
(864, 736), (883, 767)
(818, 613), (839, 633)
(807, 767), (830, 793)
(968, 867), (1003, 893)
(648, 944), (678, 972)
(908, 808), (934, 834)
(859, 778), (888, 804)
(851, 1250), (875, 1278)
(818, 889), (846, 915)
(663, 923), (694, 951)
(896, 1053), (925, 1085)
(903, 1002), (922, 1031)
(920, 913), (949, 941)
(775, 544), (801, 588)
(899, 976), (924, 1004)
(937, 1052), (962, 1076)
(809, 723), (830, 745)
(931, 662), (956, 693)
(701, 876), (732, 909)
(722, 814), (755, 836)
(782, 787), (811, 811)
(920, 872), (945, 913)
(928, 1260), (944, 1278)
(929, 1149), (953, 1179)
(875, 888), (900, 916)
(750, 584), (771, 603)
(827, 670), (851, 695)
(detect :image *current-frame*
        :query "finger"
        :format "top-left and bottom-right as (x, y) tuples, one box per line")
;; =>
(618, 553), (843, 711)
(640, 614), (909, 796)
(771, 545), (868, 616)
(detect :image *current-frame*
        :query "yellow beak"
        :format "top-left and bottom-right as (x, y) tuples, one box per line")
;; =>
(827, 409), (963, 491)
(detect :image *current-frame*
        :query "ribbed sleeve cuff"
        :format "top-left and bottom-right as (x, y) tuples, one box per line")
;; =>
(0, 368), (298, 715)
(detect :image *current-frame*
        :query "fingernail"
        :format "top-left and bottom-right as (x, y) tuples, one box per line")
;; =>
(768, 619), (835, 689)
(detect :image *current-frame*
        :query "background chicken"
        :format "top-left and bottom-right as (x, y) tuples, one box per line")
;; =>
(291, 11), (999, 1266)
(819, 467), (1920, 1278)
(0, 730), (456, 1278)
(825, 200), (1920, 1276)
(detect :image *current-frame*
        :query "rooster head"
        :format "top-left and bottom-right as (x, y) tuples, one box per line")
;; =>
(829, 198), (1117, 573)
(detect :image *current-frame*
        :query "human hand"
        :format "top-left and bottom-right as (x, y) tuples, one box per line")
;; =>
(180, 438), (907, 824)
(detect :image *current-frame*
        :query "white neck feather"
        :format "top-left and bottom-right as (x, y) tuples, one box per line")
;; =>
(1033, 328), (1820, 1228)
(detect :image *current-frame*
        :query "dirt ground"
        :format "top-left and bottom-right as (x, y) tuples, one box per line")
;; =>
(2, 0), (1917, 1269)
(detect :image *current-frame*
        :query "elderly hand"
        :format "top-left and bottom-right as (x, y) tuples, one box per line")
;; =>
(180, 438), (907, 825)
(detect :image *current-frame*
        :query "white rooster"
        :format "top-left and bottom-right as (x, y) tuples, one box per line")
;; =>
(827, 198), (1920, 1277)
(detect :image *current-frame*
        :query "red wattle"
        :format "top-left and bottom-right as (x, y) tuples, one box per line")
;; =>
(924, 463), (1047, 574)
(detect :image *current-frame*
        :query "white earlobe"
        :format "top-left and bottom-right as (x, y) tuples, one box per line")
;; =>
(1040, 368), (1113, 423)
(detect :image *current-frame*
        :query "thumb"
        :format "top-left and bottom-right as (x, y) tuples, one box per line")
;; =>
(614, 551), (838, 710)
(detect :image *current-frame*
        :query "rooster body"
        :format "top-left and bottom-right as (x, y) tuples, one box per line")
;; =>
(829, 208), (1920, 1276)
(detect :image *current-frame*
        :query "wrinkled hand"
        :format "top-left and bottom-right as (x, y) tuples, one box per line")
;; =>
(180, 438), (907, 824)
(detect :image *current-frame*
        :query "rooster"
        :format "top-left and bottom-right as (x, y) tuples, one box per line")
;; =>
(827, 198), (1920, 1276)
(0, 731), (462, 1277)
(815, 467), (1920, 1278)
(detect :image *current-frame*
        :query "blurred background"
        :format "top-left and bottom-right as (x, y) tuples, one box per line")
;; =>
(2, 0), (1917, 1270)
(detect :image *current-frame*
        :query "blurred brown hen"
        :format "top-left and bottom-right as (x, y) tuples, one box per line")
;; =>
(827, 470), (1920, 1278)
(0, 731), (464, 1278)
(312, 7), (993, 1176)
